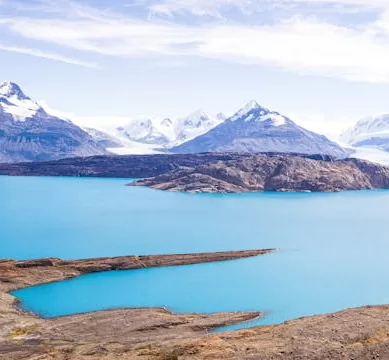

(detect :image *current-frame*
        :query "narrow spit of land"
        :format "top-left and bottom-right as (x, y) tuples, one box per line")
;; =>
(0, 250), (272, 359)
(3, 249), (389, 359)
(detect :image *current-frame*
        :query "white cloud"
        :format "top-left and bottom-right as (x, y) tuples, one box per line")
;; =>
(0, 43), (100, 68)
(149, 0), (253, 18)
(2, 0), (389, 81)
(148, 0), (389, 18)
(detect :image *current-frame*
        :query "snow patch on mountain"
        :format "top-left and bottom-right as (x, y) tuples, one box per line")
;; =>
(0, 81), (40, 122)
(341, 114), (389, 152)
(262, 114), (286, 127)
(105, 110), (225, 149)
(229, 100), (287, 127)
(0, 81), (28, 99)
(231, 100), (260, 121)
(351, 146), (389, 165)
(107, 141), (162, 155)
(173, 110), (225, 144)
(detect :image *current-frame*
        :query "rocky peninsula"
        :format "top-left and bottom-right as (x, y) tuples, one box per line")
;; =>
(129, 154), (389, 193)
(0, 250), (271, 360)
(3, 250), (389, 359)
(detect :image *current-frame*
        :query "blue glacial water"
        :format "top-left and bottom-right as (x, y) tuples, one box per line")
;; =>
(3, 176), (389, 330)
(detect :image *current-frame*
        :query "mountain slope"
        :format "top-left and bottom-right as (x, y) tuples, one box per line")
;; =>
(0, 82), (108, 162)
(84, 127), (124, 149)
(171, 101), (349, 158)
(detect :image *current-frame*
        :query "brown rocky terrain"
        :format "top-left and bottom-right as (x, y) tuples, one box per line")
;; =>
(0, 152), (334, 178)
(0, 153), (254, 178)
(4, 152), (385, 193)
(129, 154), (389, 193)
(0, 250), (271, 360)
(3, 251), (389, 359)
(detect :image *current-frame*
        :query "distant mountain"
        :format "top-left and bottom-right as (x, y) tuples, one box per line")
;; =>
(0, 82), (351, 162)
(341, 115), (389, 151)
(0, 81), (108, 163)
(171, 101), (349, 158)
(115, 116), (174, 146)
(111, 110), (225, 148)
(174, 110), (227, 144)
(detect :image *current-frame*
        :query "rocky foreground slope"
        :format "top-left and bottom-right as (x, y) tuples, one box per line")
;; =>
(0, 250), (270, 359)
(3, 251), (389, 359)
(130, 154), (389, 193)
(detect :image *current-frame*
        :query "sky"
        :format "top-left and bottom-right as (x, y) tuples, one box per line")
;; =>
(1, 0), (389, 136)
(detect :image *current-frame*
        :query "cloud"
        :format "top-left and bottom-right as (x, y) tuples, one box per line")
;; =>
(0, 43), (100, 68)
(148, 0), (253, 18)
(198, 19), (389, 82)
(147, 0), (389, 18)
(2, 0), (389, 81)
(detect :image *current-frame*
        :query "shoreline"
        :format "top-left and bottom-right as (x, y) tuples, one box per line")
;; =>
(10, 251), (274, 322)
(2, 153), (389, 194)
(0, 250), (272, 358)
(3, 250), (389, 359)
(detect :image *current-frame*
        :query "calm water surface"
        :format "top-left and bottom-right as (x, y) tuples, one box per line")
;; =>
(3, 176), (389, 330)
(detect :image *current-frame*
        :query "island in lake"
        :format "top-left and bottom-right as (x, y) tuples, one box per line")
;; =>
(129, 153), (389, 193)
(2, 152), (389, 193)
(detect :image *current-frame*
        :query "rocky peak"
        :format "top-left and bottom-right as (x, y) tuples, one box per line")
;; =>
(230, 100), (265, 121)
(0, 81), (30, 101)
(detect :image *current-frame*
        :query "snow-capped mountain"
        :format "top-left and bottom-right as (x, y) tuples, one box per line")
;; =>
(0, 81), (42, 122)
(174, 110), (226, 144)
(0, 81), (352, 162)
(110, 110), (226, 148)
(171, 100), (349, 158)
(0, 81), (108, 163)
(115, 116), (175, 146)
(341, 115), (389, 151)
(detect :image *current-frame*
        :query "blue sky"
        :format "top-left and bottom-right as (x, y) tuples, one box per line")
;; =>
(1, 0), (389, 135)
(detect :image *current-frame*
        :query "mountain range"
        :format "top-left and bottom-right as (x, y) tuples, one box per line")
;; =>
(341, 115), (389, 151)
(112, 111), (226, 148)
(1, 80), (389, 164)
(171, 100), (348, 157)
(0, 82), (108, 162)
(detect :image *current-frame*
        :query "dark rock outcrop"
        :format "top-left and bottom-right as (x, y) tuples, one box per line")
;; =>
(0, 152), (341, 178)
(0, 153), (256, 177)
(129, 154), (389, 193)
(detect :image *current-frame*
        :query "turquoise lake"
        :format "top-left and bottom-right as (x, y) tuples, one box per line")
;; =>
(3, 175), (389, 330)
